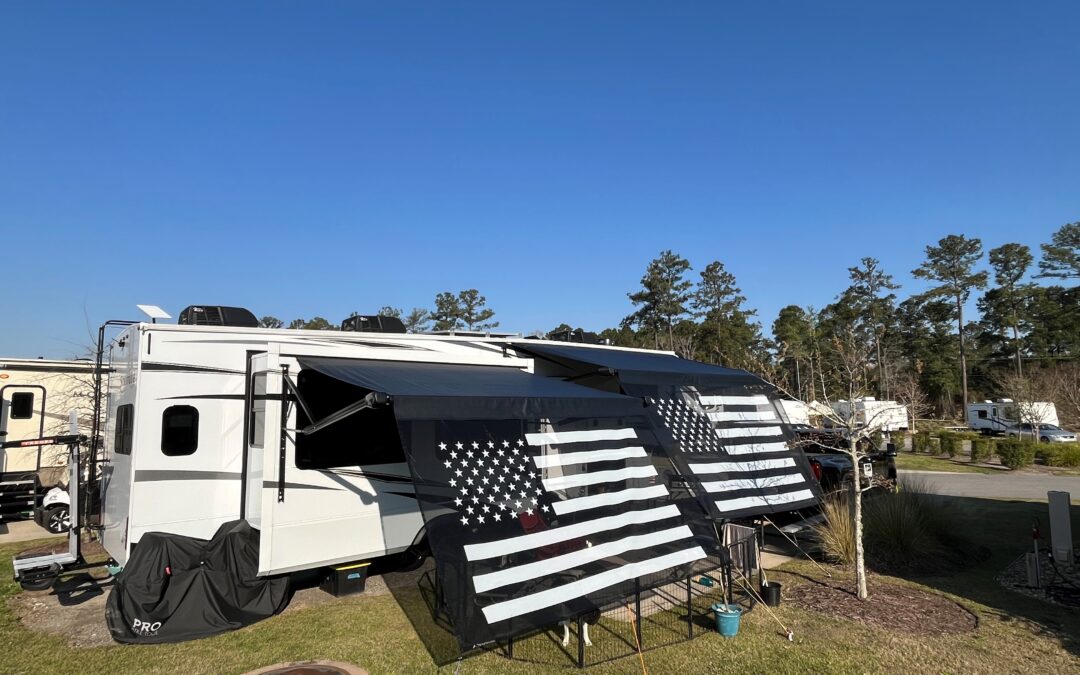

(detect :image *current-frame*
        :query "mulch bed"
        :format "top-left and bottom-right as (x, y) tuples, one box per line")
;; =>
(785, 579), (978, 635)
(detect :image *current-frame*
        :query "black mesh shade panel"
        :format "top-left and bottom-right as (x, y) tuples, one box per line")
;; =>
(296, 357), (723, 651)
(513, 343), (822, 520)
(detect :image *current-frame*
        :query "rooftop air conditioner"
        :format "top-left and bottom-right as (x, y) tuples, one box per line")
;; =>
(178, 306), (259, 328)
(340, 315), (407, 334)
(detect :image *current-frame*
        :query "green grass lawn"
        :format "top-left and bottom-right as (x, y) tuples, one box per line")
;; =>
(3, 497), (1079, 674)
(895, 453), (1001, 474)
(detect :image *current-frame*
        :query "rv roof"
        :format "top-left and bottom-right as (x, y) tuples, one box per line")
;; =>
(0, 357), (98, 371)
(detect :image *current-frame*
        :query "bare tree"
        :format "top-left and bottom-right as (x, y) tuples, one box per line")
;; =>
(805, 327), (899, 600)
(1042, 363), (1080, 429)
(893, 364), (931, 434)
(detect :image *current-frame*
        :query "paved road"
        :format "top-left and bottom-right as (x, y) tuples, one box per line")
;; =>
(900, 469), (1080, 501)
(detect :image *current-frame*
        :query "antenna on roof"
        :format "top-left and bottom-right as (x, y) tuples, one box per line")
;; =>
(136, 304), (172, 324)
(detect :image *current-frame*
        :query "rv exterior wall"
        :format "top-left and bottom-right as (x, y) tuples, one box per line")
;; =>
(0, 359), (98, 487)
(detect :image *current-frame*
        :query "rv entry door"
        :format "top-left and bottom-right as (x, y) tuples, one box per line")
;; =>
(243, 351), (282, 574)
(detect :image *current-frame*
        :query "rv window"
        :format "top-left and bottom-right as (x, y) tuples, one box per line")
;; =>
(977, 410), (987, 419)
(249, 373), (266, 448)
(10, 392), (34, 419)
(294, 369), (406, 469)
(115, 404), (134, 455)
(161, 405), (199, 456)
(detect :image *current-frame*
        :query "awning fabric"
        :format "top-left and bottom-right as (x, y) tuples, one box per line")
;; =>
(296, 356), (641, 420)
(513, 342), (762, 387)
(511, 343), (822, 521)
(296, 355), (722, 651)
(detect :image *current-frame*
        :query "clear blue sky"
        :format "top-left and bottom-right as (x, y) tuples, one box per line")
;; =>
(1, 2), (1077, 358)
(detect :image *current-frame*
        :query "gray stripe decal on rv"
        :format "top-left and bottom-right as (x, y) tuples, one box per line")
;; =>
(133, 470), (340, 491)
(141, 362), (245, 375)
(135, 470), (243, 482)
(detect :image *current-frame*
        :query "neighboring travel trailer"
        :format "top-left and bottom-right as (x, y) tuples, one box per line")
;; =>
(775, 399), (811, 426)
(17, 306), (821, 648)
(968, 400), (1060, 434)
(831, 397), (908, 432)
(0, 358), (97, 525)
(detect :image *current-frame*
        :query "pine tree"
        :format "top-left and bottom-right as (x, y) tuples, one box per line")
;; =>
(912, 235), (988, 422)
(431, 292), (464, 331)
(458, 290), (498, 331)
(1037, 221), (1080, 279)
(844, 258), (900, 398)
(983, 243), (1033, 375)
(624, 250), (693, 351)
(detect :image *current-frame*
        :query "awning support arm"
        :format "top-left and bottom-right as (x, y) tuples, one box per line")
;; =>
(280, 372), (316, 424)
(300, 391), (390, 436)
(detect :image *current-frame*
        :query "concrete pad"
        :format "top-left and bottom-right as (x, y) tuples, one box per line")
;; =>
(0, 519), (62, 543)
(760, 550), (795, 569)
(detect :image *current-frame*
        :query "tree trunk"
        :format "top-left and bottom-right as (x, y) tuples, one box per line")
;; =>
(957, 296), (969, 425)
(874, 331), (884, 399)
(1012, 323), (1023, 377)
(849, 438), (868, 600)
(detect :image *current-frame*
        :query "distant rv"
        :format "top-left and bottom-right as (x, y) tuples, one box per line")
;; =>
(831, 397), (908, 432)
(0, 358), (97, 521)
(968, 399), (1060, 435)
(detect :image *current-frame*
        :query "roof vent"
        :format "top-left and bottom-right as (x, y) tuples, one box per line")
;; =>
(340, 315), (407, 334)
(178, 306), (259, 328)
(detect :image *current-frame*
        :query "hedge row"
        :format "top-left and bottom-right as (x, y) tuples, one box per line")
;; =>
(997, 439), (1038, 470)
(1036, 445), (1080, 468)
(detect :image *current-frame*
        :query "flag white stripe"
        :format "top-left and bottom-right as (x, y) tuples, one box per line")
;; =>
(720, 442), (791, 455)
(532, 446), (646, 468)
(526, 428), (637, 446)
(706, 411), (778, 422)
(552, 485), (670, 516)
(542, 465), (657, 492)
(471, 525), (694, 593)
(715, 426), (783, 439)
(688, 458), (797, 475)
(480, 546), (708, 623)
(714, 489), (816, 512)
(700, 473), (806, 493)
(698, 395), (769, 406)
(463, 504), (681, 561)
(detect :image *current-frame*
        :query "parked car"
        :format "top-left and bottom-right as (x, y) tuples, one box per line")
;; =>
(32, 486), (70, 534)
(792, 427), (897, 495)
(1005, 423), (1077, 443)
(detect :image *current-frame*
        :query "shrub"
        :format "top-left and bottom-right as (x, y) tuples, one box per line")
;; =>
(913, 431), (933, 453)
(812, 496), (856, 564)
(863, 481), (953, 570)
(971, 437), (995, 462)
(938, 431), (960, 458)
(997, 439), (1037, 470)
(1037, 445), (1080, 468)
(812, 480), (957, 572)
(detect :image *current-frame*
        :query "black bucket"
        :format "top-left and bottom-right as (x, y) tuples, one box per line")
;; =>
(761, 581), (782, 607)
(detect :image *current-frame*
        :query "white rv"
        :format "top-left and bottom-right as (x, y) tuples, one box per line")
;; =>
(0, 358), (97, 524)
(831, 397), (908, 432)
(968, 400), (1060, 434)
(96, 318), (589, 576)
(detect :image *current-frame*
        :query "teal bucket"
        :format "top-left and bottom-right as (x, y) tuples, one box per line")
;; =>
(711, 603), (742, 637)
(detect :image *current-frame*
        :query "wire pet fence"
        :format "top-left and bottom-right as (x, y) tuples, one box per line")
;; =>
(397, 523), (761, 669)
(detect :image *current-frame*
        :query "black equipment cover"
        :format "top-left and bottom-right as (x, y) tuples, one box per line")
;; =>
(106, 520), (289, 644)
(514, 343), (822, 520)
(298, 356), (723, 651)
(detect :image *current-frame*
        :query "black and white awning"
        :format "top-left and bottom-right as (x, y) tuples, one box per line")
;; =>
(512, 343), (822, 520)
(297, 356), (722, 650)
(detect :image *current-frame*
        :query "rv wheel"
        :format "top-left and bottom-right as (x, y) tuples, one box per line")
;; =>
(44, 506), (70, 534)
